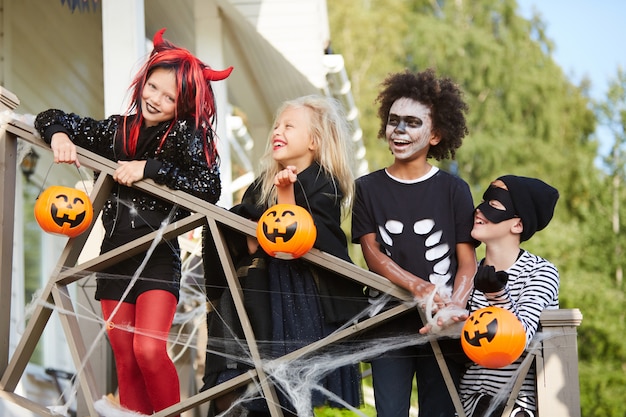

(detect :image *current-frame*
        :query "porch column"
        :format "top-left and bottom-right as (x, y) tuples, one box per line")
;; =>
(536, 308), (583, 417)
(102, 0), (146, 116)
(0, 87), (20, 374)
(194, 0), (232, 207)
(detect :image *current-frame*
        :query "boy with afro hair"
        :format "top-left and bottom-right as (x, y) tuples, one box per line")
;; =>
(352, 68), (477, 417)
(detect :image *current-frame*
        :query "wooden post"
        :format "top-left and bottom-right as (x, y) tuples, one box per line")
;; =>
(0, 87), (20, 111)
(536, 308), (583, 417)
(0, 86), (19, 374)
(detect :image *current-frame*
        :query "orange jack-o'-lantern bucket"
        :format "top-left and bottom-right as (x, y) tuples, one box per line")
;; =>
(461, 306), (526, 368)
(256, 203), (317, 260)
(34, 185), (94, 238)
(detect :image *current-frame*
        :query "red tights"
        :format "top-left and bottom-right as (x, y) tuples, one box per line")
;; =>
(101, 290), (180, 416)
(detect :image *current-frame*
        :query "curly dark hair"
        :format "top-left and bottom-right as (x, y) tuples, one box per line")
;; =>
(376, 68), (468, 160)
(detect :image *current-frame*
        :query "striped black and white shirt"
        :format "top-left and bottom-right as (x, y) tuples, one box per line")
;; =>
(459, 250), (559, 415)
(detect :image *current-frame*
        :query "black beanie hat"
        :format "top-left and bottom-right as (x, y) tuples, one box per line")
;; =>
(497, 175), (559, 242)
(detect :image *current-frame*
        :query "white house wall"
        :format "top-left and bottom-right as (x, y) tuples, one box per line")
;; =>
(2, 0), (104, 210)
(231, 0), (330, 89)
(2, 0), (104, 118)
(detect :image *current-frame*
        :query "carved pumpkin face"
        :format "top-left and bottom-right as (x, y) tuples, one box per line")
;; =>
(256, 204), (317, 259)
(461, 306), (526, 368)
(34, 185), (94, 238)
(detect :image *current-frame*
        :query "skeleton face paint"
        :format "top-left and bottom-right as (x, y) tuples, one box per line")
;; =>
(475, 185), (517, 223)
(385, 98), (433, 160)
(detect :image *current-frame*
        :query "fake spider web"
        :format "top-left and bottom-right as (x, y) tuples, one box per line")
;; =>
(22, 195), (556, 417)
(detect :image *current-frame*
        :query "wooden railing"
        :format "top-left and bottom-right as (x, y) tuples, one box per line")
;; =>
(536, 308), (583, 416)
(0, 89), (582, 417)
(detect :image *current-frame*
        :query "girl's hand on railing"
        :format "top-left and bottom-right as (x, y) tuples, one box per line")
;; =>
(50, 132), (80, 167)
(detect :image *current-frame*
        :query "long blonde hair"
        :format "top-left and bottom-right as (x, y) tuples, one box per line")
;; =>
(256, 95), (355, 215)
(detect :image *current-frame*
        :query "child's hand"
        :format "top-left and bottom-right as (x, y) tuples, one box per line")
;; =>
(419, 306), (469, 334)
(246, 236), (259, 254)
(274, 166), (297, 204)
(474, 265), (509, 293)
(411, 279), (441, 309)
(274, 166), (298, 188)
(114, 160), (147, 186)
(50, 132), (80, 167)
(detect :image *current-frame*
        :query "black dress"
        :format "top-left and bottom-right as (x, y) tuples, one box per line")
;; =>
(202, 162), (367, 415)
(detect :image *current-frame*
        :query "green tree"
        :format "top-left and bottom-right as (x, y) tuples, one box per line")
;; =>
(329, 0), (624, 415)
(329, 0), (417, 170)
(574, 67), (626, 417)
(596, 67), (626, 287)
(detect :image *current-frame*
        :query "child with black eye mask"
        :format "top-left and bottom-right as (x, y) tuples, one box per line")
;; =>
(460, 175), (560, 417)
(476, 185), (518, 224)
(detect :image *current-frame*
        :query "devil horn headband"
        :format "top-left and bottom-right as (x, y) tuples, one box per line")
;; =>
(153, 28), (233, 81)
(203, 66), (234, 81)
(153, 28), (167, 48)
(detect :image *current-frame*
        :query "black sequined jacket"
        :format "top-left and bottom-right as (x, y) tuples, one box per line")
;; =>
(34, 109), (221, 241)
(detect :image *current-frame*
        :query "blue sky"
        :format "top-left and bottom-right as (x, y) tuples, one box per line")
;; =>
(517, 0), (626, 159)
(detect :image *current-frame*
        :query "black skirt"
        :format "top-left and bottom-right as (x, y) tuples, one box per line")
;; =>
(202, 256), (362, 414)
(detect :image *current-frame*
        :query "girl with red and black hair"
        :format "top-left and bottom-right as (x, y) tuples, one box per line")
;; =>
(35, 28), (232, 416)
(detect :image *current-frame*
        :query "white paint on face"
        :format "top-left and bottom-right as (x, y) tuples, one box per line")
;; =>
(385, 97), (434, 160)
